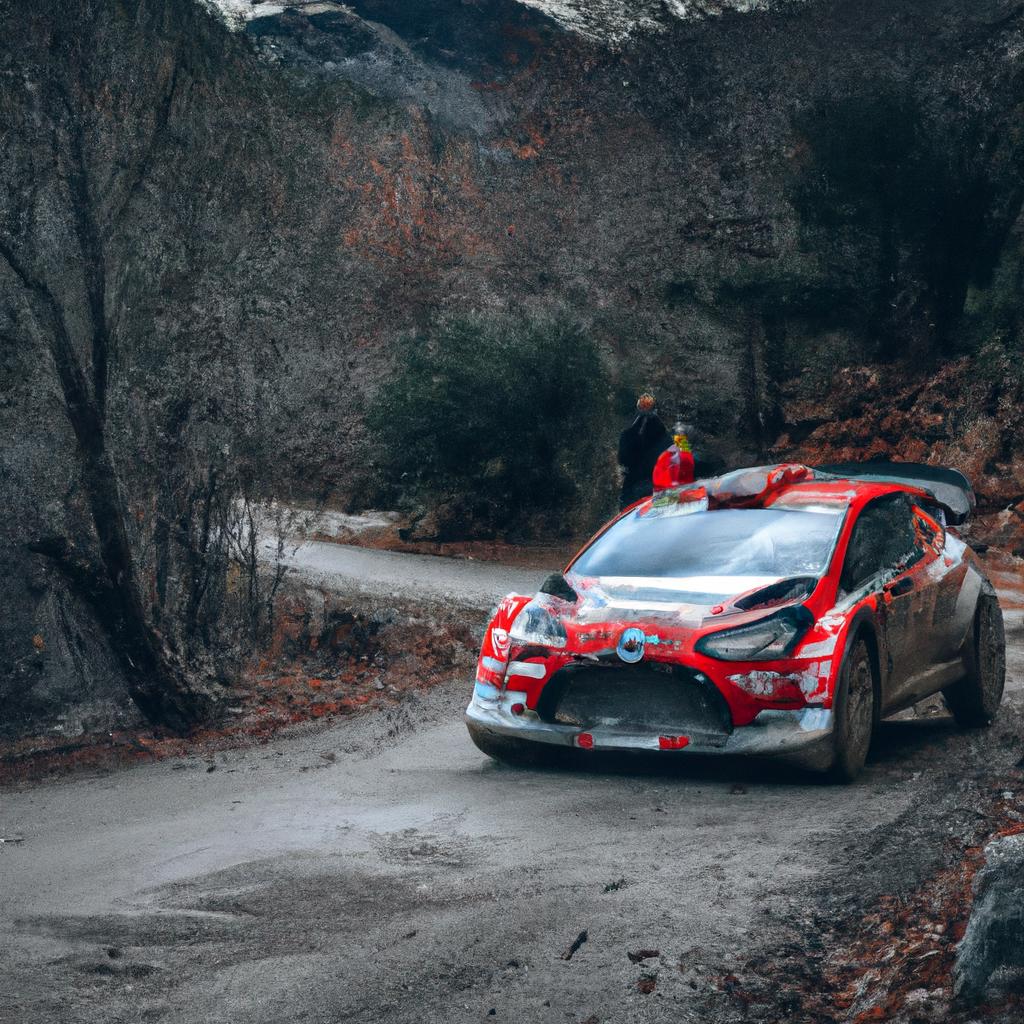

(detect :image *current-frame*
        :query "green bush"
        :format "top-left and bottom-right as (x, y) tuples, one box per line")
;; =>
(368, 312), (615, 536)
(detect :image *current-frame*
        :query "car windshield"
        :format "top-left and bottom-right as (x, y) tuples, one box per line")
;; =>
(570, 506), (844, 582)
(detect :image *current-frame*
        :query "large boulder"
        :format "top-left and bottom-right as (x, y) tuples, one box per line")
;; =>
(953, 832), (1024, 1004)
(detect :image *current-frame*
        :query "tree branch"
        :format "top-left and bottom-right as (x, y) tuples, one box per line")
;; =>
(0, 236), (42, 295)
(50, 112), (110, 416)
(109, 61), (181, 232)
(28, 535), (113, 604)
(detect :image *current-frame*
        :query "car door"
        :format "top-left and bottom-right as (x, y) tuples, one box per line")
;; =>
(891, 503), (960, 706)
(913, 503), (974, 664)
(839, 493), (931, 712)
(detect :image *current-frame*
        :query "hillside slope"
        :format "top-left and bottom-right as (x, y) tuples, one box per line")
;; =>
(3, 0), (1024, 733)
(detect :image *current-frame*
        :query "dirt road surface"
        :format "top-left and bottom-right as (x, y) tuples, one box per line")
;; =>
(267, 537), (545, 610)
(2, 546), (1022, 1024)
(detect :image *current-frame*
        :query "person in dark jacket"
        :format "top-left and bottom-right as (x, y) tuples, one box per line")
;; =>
(617, 393), (671, 509)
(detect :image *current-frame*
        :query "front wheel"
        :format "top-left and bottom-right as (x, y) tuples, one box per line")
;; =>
(827, 637), (876, 783)
(943, 593), (1006, 727)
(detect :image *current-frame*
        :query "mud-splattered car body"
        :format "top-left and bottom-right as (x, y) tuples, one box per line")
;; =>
(466, 464), (1005, 779)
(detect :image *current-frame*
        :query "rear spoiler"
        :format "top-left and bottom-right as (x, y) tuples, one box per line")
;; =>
(814, 461), (976, 525)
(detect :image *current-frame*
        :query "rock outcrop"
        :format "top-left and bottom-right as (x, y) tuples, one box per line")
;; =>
(954, 831), (1024, 1004)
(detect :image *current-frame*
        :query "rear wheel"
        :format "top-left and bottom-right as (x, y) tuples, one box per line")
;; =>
(827, 637), (876, 783)
(466, 723), (562, 767)
(943, 593), (1006, 727)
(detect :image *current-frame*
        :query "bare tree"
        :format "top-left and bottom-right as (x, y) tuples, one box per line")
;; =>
(0, 0), (223, 729)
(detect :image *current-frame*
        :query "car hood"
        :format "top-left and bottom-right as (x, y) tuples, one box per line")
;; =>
(562, 572), (792, 628)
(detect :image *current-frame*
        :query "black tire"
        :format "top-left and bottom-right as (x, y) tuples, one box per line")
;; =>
(827, 637), (876, 783)
(943, 592), (1006, 727)
(466, 723), (562, 767)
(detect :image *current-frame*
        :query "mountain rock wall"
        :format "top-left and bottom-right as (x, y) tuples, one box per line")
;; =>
(212, 0), (1024, 498)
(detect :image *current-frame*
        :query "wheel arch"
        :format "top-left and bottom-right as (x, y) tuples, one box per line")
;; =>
(965, 578), (1003, 663)
(977, 575), (1000, 611)
(843, 611), (882, 722)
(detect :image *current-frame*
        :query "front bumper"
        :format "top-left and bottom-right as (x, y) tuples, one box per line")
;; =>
(465, 682), (835, 770)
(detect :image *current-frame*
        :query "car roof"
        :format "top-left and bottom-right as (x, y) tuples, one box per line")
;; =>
(630, 469), (936, 520)
(763, 478), (928, 510)
(619, 465), (946, 527)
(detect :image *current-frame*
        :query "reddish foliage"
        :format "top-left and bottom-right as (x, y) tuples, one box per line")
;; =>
(776, 358), (1024, 509)
(0, 600), (474, 786)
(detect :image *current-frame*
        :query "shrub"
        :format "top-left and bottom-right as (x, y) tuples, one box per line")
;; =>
(368, 312), (616, 537)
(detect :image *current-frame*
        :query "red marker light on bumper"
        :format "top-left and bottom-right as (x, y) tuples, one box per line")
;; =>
(510, 702), (525, 716)
(576, 732), (594, 749)
(659, 735), (690, 750)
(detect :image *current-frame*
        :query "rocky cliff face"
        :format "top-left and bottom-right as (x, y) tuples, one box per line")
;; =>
(205, 0), (1024, 494)
(3, 0), (1024, 736)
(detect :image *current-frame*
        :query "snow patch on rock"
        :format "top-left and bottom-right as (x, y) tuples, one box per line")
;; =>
(200, 0), (813, 42)
(198, 0), (253, 30)
(519, 1), (810, 42)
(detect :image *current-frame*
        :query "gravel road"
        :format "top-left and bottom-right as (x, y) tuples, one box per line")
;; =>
(268, 538), (548, 610)
(2, 546), (1022, 1024)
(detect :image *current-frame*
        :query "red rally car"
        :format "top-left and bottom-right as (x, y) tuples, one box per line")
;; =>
(465, 462), (1006, 781)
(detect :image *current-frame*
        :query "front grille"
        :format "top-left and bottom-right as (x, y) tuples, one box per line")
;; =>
(537, 663), (733, 737)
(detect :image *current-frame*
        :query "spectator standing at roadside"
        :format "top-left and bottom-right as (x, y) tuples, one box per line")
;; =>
(617, 393), (670, 509)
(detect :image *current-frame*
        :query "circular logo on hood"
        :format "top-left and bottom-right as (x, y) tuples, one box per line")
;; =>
(617, 627), (646, 664)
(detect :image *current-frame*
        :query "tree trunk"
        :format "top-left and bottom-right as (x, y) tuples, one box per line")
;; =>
(1, 243), (219, 733)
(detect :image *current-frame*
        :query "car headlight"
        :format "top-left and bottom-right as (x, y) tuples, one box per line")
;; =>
(696, 607), (813, 661)
(509, 599), (567, 649)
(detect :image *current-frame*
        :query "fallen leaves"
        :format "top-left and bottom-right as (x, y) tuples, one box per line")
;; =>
(0, 599), (476, 784)
(738, 783), (1024, 1022)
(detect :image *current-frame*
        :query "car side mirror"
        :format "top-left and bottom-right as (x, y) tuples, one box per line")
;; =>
(539, 573), (578, 602)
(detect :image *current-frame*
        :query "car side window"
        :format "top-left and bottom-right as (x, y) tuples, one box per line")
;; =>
(840, 495), (923, 594)
(913, 506), (945, 554)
